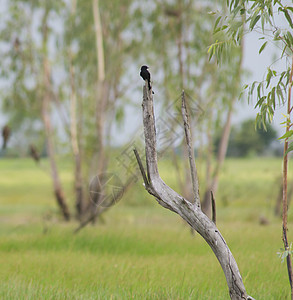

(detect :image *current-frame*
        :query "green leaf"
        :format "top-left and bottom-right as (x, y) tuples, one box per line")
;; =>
(261, 13), (266, 32)
(254, 96), (266, 108)
(266, 68), (273, 88)
(250, 15), (260, 30)
(281, 8), (293, 29)
(287, 31), (293, 46)
(271, 86), (276, 109)
(277, 84), (284, 103)
(208, 44), (214, 54)
(278, 130), (293, 140)
(214, 16), (222, 32)
(257, 82), (262, 98)
(259, 41), (267, 54)
(250, 81), (257, 95)
(281, 44), (288, 58)
(278, 71), (286, 85)
(285, 142), (293, 156)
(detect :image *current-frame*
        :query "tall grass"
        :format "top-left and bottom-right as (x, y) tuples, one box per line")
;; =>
(0, 157), (292, 299)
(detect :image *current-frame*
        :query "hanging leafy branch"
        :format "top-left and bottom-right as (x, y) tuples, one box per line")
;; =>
(209, 1), (293, 298)
(209, 0), (293, 144)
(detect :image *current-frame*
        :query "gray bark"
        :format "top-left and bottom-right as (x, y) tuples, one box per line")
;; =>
(138, 83), (252, 300)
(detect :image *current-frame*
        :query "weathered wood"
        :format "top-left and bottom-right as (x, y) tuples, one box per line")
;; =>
(139, 83), (252, 300)
(181, 91), (200, 207)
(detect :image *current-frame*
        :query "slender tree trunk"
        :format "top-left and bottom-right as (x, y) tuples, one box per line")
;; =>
(177, 0), (184, 90)
(282, 56), (293, 300)
(202, 101), (234, 216)
(92, 0), (107, 176)
(69, 55), (84, 218)
(68, 0), (84, 219)
(275, 179), (293, 217)
(89, 0), (109, 221)
(40, 8), (70, 221)
(42, 59), (70, 221)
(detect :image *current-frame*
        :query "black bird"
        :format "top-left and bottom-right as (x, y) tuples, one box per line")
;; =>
(140, 65), (154, 93)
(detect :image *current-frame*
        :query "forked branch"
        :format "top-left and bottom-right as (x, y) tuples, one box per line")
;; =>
(136, 82), (252, 300)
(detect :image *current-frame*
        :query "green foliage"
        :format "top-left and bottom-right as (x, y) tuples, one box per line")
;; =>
(209, 3), (293, 294)
(277, 243), (293, 263)
(209, 0), (293, 154)
(0, 0), (67, 150)
(285, 142), (293, 155)
(215, 118), (278, 157)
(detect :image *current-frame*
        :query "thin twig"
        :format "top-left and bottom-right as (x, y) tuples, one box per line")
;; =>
(133, 148), (149, 187)
(181, 90), (200, 207)
(211, 191), (216, 225)
(133, 148), (161, 200)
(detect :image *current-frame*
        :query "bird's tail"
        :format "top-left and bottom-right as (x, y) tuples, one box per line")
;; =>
(148, 80), (151, 90)
(148, 80), (154, 94)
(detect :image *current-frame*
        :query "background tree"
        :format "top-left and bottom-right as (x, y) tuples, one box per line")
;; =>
(214, 118), (278, 157)
(0, 0), (71, 220)
(62, 0), (140, 221)
(0, 0), (141, 221)
(209, 0), (293, 297)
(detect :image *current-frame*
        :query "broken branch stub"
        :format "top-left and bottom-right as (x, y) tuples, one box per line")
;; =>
(138, 83), (251, 300)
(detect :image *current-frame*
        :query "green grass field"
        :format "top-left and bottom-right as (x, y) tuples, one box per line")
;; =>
(0, 157), (292, 299)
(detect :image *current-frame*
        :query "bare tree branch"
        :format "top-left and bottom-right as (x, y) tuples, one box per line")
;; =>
(133, 148), (149, 187)
(181, 90), (200, 207)
(138, 82), (250, 300)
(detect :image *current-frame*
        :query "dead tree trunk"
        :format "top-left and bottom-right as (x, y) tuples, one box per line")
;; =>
(136, 83), (253, 300)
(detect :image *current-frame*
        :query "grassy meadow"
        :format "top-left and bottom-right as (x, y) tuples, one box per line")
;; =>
(0, 157), (293, 299)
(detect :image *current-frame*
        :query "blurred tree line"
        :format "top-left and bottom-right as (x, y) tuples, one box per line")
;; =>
(0, 0), (274, 221)
(214, 119), (279, 157)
